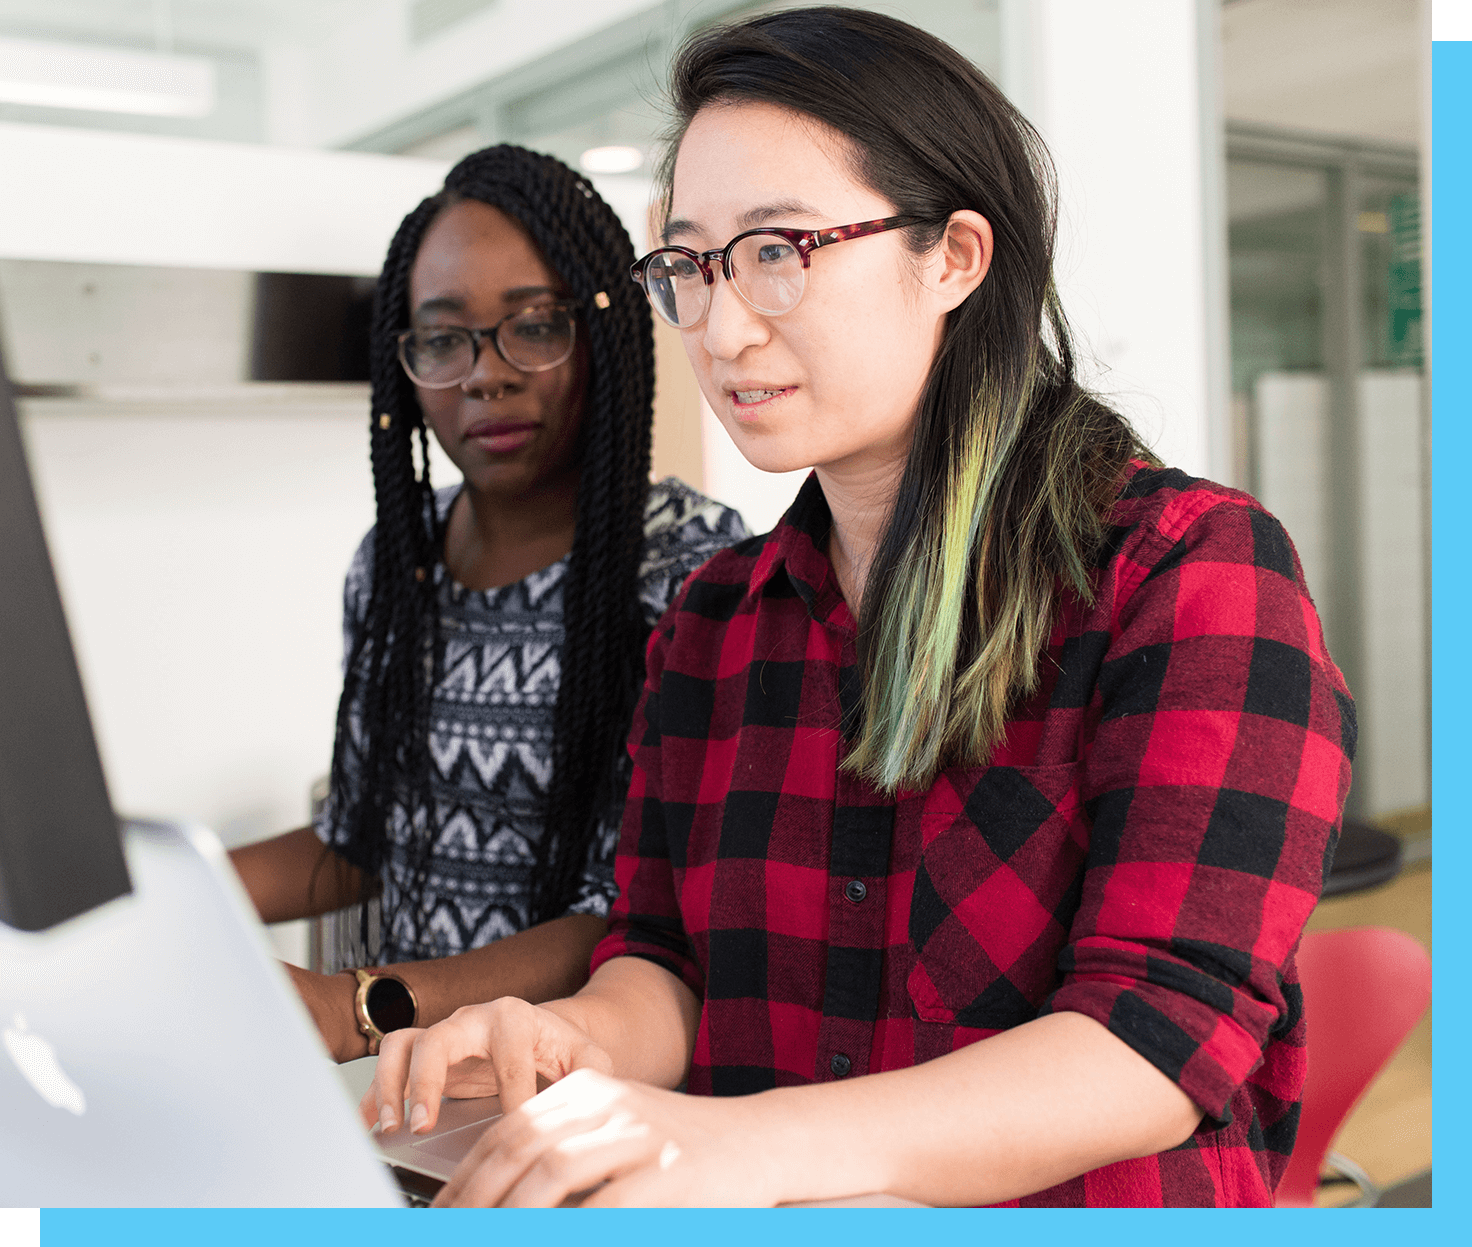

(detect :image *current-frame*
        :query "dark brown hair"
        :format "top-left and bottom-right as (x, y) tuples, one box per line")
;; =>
(659, 7), (1149, 789)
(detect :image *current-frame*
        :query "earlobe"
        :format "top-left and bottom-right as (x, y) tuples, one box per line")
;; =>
(937, 210), (993, 310)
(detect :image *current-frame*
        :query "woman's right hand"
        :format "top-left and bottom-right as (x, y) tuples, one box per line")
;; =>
(360, 996), (613, 1135)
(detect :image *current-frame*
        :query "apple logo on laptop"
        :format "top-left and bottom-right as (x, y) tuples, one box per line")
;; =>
(3, 1014), (86, 1115)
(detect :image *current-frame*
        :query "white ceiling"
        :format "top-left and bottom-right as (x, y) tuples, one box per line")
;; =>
(1222, 0), (1424, 147)
(0, 1), (357, 51)
(0, 1), (1428, 154)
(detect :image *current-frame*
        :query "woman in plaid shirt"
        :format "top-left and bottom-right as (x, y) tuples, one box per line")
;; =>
(364, 7), (1353, 1207)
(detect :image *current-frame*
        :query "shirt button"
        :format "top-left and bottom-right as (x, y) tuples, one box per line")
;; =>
(843, 879), (867, 903)
(830, 1052), (852, 1077)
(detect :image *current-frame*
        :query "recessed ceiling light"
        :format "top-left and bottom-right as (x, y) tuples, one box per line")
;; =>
(579, 145), (644, 175)
(0, 36), (215, 118)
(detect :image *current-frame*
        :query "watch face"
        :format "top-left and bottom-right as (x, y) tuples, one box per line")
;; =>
(365, 975), (416, 1033)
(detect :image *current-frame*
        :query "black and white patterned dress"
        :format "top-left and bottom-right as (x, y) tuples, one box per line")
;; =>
(315, 477), (747, 963)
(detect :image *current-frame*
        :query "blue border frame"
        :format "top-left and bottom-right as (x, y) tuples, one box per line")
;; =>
(26, 1204), (1449, 1247)
(1425, 33), (1464, 1232)
(29, 29), (1465, 1247)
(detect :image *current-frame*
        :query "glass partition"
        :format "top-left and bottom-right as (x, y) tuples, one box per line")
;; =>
(1227, 129), (1425, 829)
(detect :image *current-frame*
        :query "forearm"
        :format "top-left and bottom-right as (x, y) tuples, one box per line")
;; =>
(398, 914), (607, 1028)
(750, 1010), (1204, 1207)
(544, 955), (700, 1089)
(305, 914), (607, 1061)
(229, 826), (367, 924)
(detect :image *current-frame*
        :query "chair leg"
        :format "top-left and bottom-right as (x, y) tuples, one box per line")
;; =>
(1322, 1151), (1381, 1207)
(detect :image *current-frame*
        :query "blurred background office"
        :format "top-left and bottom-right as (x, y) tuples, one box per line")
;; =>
(0, 0), (1430, 1197)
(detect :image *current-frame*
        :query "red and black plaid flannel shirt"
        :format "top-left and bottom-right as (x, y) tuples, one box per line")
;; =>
(590, 464), (1354, 1207)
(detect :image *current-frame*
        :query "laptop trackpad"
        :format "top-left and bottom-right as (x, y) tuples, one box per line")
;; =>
(410, 1115), (501, 1163)
(376, 1093), (502, 1179)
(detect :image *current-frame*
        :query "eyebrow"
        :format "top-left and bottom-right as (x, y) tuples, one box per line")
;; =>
(412, 286), (561, 320)
(662, 199), (827, 245)
(413, 296), (465, 320)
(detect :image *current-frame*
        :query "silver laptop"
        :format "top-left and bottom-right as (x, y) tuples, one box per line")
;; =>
(0, 329), (497, 1207)
(0, 818), (403, 1206)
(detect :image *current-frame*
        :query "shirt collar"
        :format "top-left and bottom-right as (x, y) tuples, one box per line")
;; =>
(749, 471), (850, 625)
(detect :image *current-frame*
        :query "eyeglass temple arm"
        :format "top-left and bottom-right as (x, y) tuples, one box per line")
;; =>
(806, 216), (917, 249)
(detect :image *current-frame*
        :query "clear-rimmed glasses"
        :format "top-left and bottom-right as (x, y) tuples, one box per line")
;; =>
(629, 215), (921, 329)
(396, 302), (578, 388)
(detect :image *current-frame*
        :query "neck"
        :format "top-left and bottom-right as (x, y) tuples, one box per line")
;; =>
(447, 468), (581, 590)
(816, 451), (908, 613)
(465, 470), (580, 542)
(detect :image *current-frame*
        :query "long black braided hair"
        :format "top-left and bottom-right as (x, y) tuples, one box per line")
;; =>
(325, 145), (655, 957)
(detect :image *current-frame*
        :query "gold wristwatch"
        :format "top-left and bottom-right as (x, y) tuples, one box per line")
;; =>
(348, 967), (419, 1056)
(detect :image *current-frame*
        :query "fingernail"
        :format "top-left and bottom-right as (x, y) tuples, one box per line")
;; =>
(410, 1103), (428, 1133)
(379, 1105), (396, 1132)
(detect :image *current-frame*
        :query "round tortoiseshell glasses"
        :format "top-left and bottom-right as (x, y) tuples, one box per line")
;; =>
(630, 216), (921, 329)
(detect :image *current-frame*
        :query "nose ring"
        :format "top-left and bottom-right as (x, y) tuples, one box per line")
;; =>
(461, 381), (508, 400)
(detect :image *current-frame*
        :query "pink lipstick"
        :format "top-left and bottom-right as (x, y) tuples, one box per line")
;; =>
(465, 420), (539, 453)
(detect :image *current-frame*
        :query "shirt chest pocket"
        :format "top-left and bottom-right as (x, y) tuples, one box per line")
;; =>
(907, 761), (1090, 1027)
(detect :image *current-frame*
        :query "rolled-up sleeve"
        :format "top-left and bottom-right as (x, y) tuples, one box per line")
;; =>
(1042, 494), (1354, 1123)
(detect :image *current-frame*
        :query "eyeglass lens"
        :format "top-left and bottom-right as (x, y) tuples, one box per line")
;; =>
(644, 234), (806, 328)
(400, 306), (575, 386)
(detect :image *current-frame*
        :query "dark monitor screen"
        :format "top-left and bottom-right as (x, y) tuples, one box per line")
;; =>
(0, 335), (131, 931)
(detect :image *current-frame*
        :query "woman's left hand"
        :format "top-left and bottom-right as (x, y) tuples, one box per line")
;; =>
(432, 1067), (781, 1207)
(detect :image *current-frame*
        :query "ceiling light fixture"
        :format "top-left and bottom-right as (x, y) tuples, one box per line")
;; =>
(579, 145), (644, 175)
(0, 36), (215, 118)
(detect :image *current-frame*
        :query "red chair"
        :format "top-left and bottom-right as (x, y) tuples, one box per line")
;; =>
(1275, 926), (1432, 1207)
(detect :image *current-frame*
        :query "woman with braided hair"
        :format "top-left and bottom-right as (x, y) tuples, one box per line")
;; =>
(229, 145), (746, 1062)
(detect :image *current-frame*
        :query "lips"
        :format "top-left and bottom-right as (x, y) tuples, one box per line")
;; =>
(464, 419), (539, 453)
(726, 384), (796, 419)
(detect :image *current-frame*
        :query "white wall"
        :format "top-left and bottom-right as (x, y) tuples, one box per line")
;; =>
(0, 121), (448, 275)
(1004, 0), (1220, 478)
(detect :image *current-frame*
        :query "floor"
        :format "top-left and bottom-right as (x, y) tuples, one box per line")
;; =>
(1301, 852), (1432, 1206)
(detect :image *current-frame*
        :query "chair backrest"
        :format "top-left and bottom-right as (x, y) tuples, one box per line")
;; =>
(1275, 925), (1432, 1206)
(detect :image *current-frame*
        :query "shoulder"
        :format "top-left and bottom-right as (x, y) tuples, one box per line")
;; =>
(637, 477), (750, 623)
(1086, 463), (1345, 706)
(1100, 461), (1302, 592)
(644, 526), (773, 664)
(342, 484), (459, 621)
(642, 476), (748, 548)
